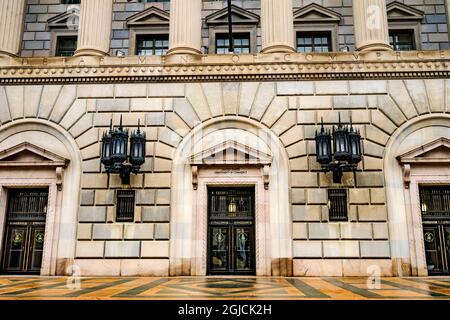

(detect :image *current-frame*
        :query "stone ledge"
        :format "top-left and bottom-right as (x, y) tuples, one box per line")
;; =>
(1, 50), (449, 84)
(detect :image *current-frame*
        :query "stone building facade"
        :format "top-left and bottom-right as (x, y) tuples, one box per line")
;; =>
(0, 0), (449, 277)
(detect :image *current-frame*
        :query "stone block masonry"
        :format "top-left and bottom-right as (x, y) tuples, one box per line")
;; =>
(20, 0), (450, 57)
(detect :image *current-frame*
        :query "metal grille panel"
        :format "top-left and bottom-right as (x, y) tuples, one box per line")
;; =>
(7, 189), (48, 222)
(420, 186), (450, 220)
(116, 190), (135, 222)
(328, 189), (348, 221)
(209, 188), (254, 219)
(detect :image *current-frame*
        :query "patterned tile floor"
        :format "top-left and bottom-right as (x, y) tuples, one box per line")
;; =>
(0, 276), (449, 300)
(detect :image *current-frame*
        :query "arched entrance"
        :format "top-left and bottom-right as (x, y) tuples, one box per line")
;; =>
(170, 117), (292, 276)
(0, 120), (82, 275)
(384, 115), (450, 276)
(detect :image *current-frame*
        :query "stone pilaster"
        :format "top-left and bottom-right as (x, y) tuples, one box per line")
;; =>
(261, 0), (295, 53)
(353, 0), (392, 51)
(75, 0), (113, 57)
(167, 0), (202, 55)
(0, 0), (26, 57)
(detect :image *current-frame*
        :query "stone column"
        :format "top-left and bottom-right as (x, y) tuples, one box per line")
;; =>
(167, 0), (202, 55)
(261, 0), (295, 53)
(0, 0), (26, 57)
(75, 0), (113, 56)
(353, 0), (392, 51)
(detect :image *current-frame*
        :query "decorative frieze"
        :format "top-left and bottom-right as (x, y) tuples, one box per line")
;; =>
(0, 50), (449, 84)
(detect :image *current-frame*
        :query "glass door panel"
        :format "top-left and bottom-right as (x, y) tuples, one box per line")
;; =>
(234, 227), (253, 272)
(210, 226), (229, 272)
(2, 226), (27, 272)
(28, 226), (46, 272)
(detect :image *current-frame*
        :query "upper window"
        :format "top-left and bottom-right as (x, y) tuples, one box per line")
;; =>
(389, 30), (416, 51)
(296, 32), (332, 53)
(215, 33), (250, 54)
(62, 0), (80, 4)
(140, 0), (170, 2)
(136, 34), (169, 56)
(55, 36), (77, 56)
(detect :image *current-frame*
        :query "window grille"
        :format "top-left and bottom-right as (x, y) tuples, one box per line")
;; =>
(116, 190), (135, 223)
(420, 186), (450, 220)
(7, 189), (48, 221)
(328, 189), (348, 221)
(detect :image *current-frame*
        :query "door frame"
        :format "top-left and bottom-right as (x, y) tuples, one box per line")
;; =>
(206, 187), (256, 275)
(407, 175), (450, 276)
(191, 166), (271, 276)
(0, 180), (59, 276)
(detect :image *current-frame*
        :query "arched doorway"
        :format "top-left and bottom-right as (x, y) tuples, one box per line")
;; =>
(0, 120), (82, 275)
(170, 117), (292, 276)
(384, 115), (450, 276)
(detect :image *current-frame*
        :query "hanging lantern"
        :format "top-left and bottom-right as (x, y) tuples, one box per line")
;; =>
(100, 120), (113, 169)
(315, 118), (332, 165)
(130, 120), (146, 173)
(348, 119), (362, 164)
(314, 113), (363, 184)
(333, 114), (350, 162)
(228, 198), (237, 216)
(100, 117), (146, 185)
(111, 116), (129, 170)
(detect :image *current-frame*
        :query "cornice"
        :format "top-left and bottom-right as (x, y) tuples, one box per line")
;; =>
(0, 50), (449, 84)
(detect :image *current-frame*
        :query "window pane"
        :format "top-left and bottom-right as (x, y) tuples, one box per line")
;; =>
(56, 36), (77, 56)
(136, 34), (169, 55)
(296, 32), (332, 53)
(389, 30), (415, 51)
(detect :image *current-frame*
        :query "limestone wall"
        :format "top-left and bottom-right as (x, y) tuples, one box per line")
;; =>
(0, 78), (449, 276)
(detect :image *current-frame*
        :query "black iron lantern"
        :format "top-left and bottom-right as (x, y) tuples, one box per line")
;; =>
(101, 120), (113, 167)
(100, 116), (145, 185)
(315, 119), (332, 165)
(348, 121), (362, 164)
(314, 114), (363, 183)
(130, 120), (146, 173)
(110, 117), (129, 170)
(333, 114), (351, 162)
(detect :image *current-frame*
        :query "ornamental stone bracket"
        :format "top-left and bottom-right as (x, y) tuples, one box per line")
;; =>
(397, 137), (450, 189)
(189, 140), (272, 190)
(0, 50), (449, 84)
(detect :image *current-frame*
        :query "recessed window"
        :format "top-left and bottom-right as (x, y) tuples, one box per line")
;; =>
(136, 34), (169, 56)
(116, 190), (135, 223)
(55, 36), (77, 56)
(296, 31), (332, 53)
(62, 0), (80, 4)
(389, 30), (415, 51)
(215, 33), (251, 54)
(327, 189), (348, 221)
